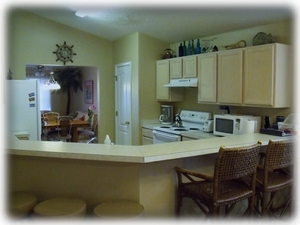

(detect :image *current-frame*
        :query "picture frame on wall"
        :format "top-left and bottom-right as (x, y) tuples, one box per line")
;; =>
(84, 80), (93, 104)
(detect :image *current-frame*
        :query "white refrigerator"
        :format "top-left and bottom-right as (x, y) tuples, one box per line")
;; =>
(6, 80), (41, 141)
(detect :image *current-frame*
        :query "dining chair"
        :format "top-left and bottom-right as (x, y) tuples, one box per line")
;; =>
(78, 114), (98, 143)
(42, 112), (60, 124)
(174, 141), (261, 218)
(254, 139), (294, 218)
(47, 116), (73, 142)
(42, 112), (60, 139)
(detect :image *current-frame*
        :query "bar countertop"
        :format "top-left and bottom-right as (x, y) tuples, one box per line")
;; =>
(7, 133), (296, 163)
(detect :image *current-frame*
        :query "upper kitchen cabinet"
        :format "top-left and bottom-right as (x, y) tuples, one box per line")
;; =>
(197, 53), (217, 103)
(217, 49), (243, 104)
(170, 56), (197, 79)
(243, 43), (291, 108)
(183, 56), (197, 78)
(170, 58), (182, 79)
(156, 60), (184, 102)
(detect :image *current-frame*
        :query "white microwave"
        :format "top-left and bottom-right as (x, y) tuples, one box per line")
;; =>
(213, 114), (261, 136)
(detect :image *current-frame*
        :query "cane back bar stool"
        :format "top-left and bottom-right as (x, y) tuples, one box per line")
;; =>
(255, 139), (294, 218)
(175, 141), (261, 218)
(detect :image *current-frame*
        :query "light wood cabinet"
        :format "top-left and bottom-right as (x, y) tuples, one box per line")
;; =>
(142, 128), (153, 145)
(170, 58), (182, 79)
(156, 60), (184, 102)
(157, 44), (291, 107)
(197, 43), (291, 108)
(197, 53), (217, 103)
(183, 56), (197, 78)
(243, 44), (291, 107)
(217, 49), (243, 104)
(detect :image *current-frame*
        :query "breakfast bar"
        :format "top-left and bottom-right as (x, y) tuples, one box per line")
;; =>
(7, 133), (295, 217)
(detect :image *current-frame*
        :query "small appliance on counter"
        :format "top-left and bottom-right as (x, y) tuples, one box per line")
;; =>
(159, 105), (173, 125)
(213, 114), (261, 136)
(203, 120), (214, 133)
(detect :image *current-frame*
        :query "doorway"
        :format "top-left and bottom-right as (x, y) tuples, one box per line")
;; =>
(26, 64), (99, 141)
(115, 62), (132, 145)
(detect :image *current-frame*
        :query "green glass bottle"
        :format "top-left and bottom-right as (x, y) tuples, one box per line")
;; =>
(187, 41), (191, 56)
(195, 39), (201, 54)
(191, 40), (195, 55)
(183, 41), (187, 56)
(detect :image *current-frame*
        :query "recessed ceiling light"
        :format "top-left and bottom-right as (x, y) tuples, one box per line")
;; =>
(75, 10), (86, 18)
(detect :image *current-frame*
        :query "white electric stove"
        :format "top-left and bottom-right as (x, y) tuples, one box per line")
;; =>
(153, 110), (215, 144)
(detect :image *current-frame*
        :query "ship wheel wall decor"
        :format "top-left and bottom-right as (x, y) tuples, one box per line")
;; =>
(53, 41), (77, 65)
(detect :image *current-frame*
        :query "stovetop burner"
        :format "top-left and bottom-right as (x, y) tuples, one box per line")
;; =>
(154, 110), (212, 135)
(158, 125), (200, 132)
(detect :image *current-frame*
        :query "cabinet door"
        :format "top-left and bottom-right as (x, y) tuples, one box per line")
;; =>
(170, 58), (182, 79)
(197, 53), (217, 103)
(244, 45), (274, 106)
(156, 60), (170, 101)
(183, 56), (197, 78)
(218, 50), (243, 104)
(142, 136), (153, 145)
(156, 60), (184, 102)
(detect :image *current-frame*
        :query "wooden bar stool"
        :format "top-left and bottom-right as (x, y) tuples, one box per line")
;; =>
(255, 139), (294, 218)
(93, 200), (144, 219)
(32, 197), (86, 219)
(9, 192), (37, 218)
(175, 142), (261, 218)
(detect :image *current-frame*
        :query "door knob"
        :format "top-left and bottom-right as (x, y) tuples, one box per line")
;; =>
(125, 121), (130, 125)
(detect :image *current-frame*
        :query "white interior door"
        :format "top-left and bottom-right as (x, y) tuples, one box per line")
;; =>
(115, 62), (132, 145)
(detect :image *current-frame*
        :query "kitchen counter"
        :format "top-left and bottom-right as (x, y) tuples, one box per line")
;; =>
(7, 133), (296, 217)
(7, 133), (295, 163)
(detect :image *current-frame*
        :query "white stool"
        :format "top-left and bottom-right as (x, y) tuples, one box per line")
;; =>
(93, 200), (144, 219)
(32, 197), (86, 219)
(9, 192), (37, 218)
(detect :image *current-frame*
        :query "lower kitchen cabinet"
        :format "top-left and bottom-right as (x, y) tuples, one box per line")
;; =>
(142, 128), (153, 145)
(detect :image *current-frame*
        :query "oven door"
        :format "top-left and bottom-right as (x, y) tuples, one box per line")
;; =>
(153, 130), (181, 144)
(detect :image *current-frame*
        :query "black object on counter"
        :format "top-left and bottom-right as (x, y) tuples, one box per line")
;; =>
(264, 116), (270, 129)
(260, 128), (290, 137)
(219, 106), (230, 114)
(276, 116), (285, 123)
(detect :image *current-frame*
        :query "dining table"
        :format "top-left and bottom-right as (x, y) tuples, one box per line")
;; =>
(43, 120), (91, 142)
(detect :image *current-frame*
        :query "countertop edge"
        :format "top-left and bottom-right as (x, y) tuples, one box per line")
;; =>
(7, 134), (296, 163)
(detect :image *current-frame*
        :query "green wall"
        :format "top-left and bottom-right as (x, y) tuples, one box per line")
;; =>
(113, 32), (169, 145)
(7, 9), (114, 143)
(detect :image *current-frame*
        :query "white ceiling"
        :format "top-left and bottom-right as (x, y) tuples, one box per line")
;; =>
(19, 3), (294, 43)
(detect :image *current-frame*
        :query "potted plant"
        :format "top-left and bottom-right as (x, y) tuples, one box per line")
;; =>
(55, 67), (83, 115)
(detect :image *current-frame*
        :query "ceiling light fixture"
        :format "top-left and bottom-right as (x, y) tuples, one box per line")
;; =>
(43, 71), (61, 90)
(75, 10), (86, 18)
(35, 65), (45, 76)
(75, 9), (100, 18)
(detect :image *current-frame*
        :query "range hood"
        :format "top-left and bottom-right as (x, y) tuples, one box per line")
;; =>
(164, 78), (198, 88)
